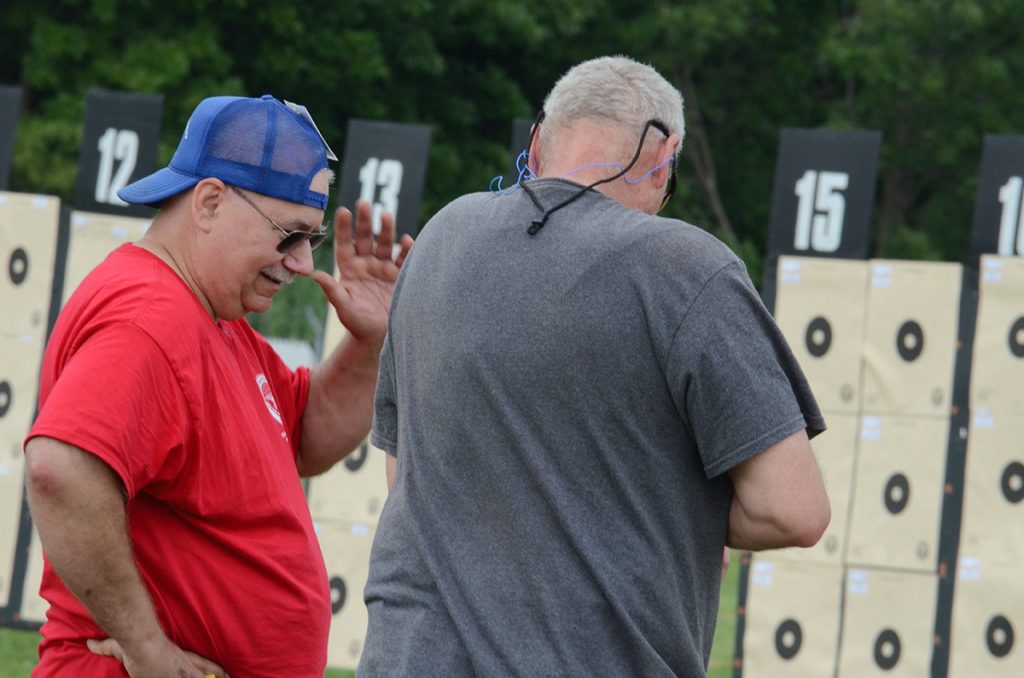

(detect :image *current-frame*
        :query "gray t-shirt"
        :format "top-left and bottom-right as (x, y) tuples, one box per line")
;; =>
(359, 179), (824, 677)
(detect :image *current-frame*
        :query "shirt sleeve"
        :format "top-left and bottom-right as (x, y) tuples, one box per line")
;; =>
(370, 327), (398, 456)
(28, 322), (191, 499)
(665, 262), (825, 479)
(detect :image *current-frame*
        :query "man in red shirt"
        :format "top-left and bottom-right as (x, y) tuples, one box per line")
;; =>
(23, 95), (411, 677)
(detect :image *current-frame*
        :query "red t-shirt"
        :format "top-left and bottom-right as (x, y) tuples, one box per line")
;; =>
(27, 244), (330, 677)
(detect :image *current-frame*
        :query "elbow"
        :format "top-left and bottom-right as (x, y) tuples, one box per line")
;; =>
(790, 496), (831, 548)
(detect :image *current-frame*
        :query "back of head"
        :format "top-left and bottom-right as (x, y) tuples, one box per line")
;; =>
(118, 95), (330, 209)
(540, 56), (685, 161)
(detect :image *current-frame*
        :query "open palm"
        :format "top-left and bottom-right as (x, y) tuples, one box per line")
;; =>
(312, 199), (413, 344)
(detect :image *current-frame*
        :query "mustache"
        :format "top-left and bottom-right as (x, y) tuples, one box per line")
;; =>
(261, 267), (296, 286)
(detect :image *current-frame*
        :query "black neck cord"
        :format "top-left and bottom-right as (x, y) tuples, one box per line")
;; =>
(524, 121), (660, 236)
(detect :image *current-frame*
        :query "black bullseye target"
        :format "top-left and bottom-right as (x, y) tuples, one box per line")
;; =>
(8, 247), (28, 285)
(884, 473), (911, 515)
(1009, 317), (1024, 358)
(0, 381), (11, 418)
(896, 320), (924, 362)
(329, 575), (347, 614)
(774, 618), (803, 659)
(805, 316), (833, 358)
(986, 615), (1015, 658)
(1001, 462), (1024, 504)
(344, 442), (368, 472)
(874, 628), (902, 670)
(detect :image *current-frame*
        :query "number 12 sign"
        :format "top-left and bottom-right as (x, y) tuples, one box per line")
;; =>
(74, 90), (162, 218)
(768, 128), (882, 260)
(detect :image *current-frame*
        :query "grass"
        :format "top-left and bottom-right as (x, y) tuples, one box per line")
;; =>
(0, 556), (740, 677)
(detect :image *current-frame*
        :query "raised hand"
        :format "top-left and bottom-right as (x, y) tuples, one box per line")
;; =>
(311, 199), (413, 345)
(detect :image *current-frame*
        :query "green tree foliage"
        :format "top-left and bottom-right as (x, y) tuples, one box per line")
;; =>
(2, 0), (1022, 342)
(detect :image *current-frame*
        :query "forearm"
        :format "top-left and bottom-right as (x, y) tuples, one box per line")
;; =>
(726, 494), (812, 551)
(25, 439), (167, 653)
(297, 333), (382, 476)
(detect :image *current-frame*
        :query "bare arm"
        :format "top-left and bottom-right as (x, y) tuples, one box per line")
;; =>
(386, 453), (397, 491)
(298, 200), (412, 477)
(726, 429), (830, 551)
(24, 437), (225, 677)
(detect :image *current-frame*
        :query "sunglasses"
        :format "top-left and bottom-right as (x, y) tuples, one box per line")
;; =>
(229, 185), (328, 253)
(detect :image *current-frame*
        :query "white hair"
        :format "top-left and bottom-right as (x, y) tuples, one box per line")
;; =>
(540, 55), (685, 162)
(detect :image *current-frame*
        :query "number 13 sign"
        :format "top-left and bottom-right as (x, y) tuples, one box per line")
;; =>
(338, 119), (431, 240)
(768, 128), (882, 260)
(74, 90), (163, 217)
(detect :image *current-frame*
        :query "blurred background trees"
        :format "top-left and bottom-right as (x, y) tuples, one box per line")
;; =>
(3, 0), (1023, 341)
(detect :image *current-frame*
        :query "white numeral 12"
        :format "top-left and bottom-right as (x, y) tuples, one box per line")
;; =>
(95, 128), (139, 206)
(358, 157), (404, 235)
(997, 176), (1024, 255)
(794, 170), (849, 252)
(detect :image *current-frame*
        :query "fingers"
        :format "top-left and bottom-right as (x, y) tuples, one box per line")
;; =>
(375, 209), (396, 260)
(395, 234), (414, 269)
(352, 199), (374, 257)
(185, 649), (230, 678)
(332, 206), (354, 265)
(87, 637), (124, 661)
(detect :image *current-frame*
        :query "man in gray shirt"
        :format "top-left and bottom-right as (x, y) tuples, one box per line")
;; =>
(359, 55), (830, 677)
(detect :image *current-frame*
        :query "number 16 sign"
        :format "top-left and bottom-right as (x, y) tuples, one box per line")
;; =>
(768, 128), (882, 260)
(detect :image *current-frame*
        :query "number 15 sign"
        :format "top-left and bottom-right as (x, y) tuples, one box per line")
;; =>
(768, 128), (882, 260)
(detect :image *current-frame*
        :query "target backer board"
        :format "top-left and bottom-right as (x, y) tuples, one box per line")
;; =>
(949, 562), (1023, 676)
(773, 257), (869, 412)
(306, 440), (388, 524)
(971, 256), (1024, 413)
(837, 568), (939, 677)
(740, 556), (843, 677)
(845, 415), (949, 572)
(16, 524), (46, 624)
(772, 412), (859, 566)
(958, 411), (1024, 568)
(74, 90), (162, 219)
(336, 119), (431, 240)
(316, 519), (375, 670)
(0, 193), (62, 335)
(0, 85), (21, 190)
(62, 211), (151, 305)
(860, 260), (962, 416)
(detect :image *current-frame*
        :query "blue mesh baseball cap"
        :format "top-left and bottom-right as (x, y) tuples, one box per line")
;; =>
(118, 94), (331, 209)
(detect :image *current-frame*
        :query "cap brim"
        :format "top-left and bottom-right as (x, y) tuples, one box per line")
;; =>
(117, 167), (202, 207)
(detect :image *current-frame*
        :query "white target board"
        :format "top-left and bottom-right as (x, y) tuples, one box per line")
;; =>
(316, 519), (376, 670)
(772, 412), (858, 565)
(741, 556), (843, 677)
(773, 257), (869, 413)
(958, 411), (1024, 568)
(837, 568), (938, 677)
(971, 255), (1024, 414)
(0, 192), (60, 335)
(861, 260), (962, 416)
(62, 210), (150, 305)
(845, 415), (948, 572)
(16, 524), (47, 624)
(949, 562), (1023, 677)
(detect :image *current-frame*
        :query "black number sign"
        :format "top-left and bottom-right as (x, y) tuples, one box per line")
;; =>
(74, 89), (163, 217)
(768, 128), (882, 259)
(0, 85), (22, 191)
(969, 135), (1024, 260)
(337, 119), (431, 240)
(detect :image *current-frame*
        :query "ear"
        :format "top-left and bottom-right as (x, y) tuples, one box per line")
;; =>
(654, 133), (681, 189)
(528, 127), (542, 176)
(191, 178), (228, 235)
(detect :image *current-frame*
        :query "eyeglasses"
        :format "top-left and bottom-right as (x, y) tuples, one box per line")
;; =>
(229, 185), (328, 253)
